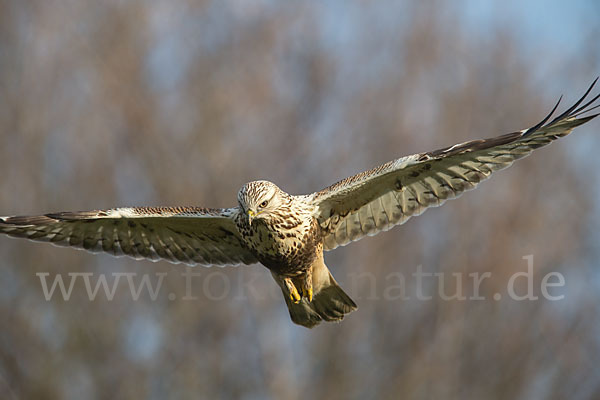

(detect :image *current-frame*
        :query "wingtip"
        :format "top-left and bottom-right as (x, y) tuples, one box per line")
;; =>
(585, 76), (599, 93)
(523, 95), (562, 136)
(526, 77), (600, 134)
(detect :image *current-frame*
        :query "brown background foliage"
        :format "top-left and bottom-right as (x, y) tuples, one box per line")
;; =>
(1, 1), (600, 399)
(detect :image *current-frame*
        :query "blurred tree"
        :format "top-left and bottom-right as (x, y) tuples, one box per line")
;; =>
(0, 1), (599, 399)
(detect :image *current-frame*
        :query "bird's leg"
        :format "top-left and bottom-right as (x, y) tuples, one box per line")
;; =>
(299, 269), (313, 302)
(284, 277), (301, 304)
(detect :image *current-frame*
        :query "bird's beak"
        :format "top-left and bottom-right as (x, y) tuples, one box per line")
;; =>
(247, 209), (255, 226)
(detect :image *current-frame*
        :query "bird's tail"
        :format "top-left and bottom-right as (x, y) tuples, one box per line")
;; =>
(273, 258), (357, 328)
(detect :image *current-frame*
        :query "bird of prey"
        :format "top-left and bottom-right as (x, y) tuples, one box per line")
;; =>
(1, 80), (599, 328)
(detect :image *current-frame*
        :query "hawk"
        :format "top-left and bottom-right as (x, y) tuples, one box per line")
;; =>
(1, 80), (599, 328)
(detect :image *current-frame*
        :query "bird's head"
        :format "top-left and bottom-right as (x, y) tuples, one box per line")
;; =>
(237, 180), (286, 226)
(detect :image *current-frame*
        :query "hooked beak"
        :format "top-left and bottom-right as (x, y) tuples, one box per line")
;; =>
(247, 209), (256, 226)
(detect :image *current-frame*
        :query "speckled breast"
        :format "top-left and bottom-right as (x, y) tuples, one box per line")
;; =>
(237, 216), (322, 276)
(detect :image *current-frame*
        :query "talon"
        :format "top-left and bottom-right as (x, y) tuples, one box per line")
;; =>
(289, 286), (301, 304)
(301, 285), (313, 302)
(300, 281), (313, 303)
(284, 278), (301, 303)
(307, 287), (313, 302)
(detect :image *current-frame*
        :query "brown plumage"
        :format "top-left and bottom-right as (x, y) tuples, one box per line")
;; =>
(1, 80), (599, 327)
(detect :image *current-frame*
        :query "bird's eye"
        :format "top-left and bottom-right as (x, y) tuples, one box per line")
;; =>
(259, 200), (268, 208)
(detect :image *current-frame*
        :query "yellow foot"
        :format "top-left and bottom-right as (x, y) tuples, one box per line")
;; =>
(287, 281), (301, 304)
(302, 286), (313, 302)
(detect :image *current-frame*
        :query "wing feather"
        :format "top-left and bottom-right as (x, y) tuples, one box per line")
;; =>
(0, 206), (257, 266)
(312, 80), (600, 250)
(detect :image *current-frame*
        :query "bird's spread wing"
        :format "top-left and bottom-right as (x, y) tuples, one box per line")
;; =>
(312, 79), (600, 251)
(0, 206), (257, 266)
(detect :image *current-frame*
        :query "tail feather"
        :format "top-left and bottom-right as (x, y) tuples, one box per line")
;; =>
(312, 274), (356, 321)
(274, 258), (357, 328)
